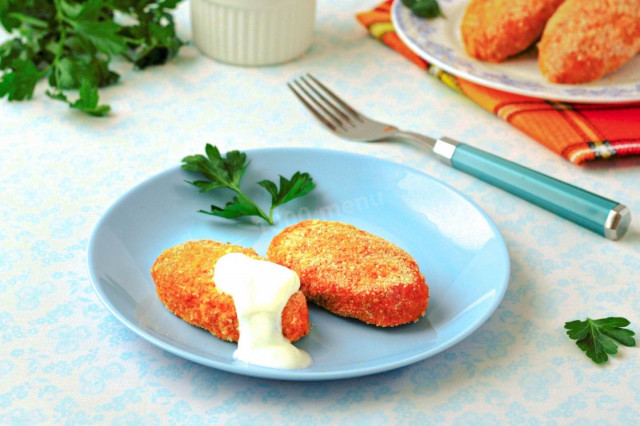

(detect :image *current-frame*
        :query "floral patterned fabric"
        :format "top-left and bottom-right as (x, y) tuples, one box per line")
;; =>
(356, 0), (640, 164)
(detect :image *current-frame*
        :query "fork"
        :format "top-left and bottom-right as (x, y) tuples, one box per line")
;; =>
(288, 74), (631, 240)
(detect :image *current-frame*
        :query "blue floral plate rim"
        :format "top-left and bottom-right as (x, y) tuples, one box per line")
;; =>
(392, 0), (640, 104)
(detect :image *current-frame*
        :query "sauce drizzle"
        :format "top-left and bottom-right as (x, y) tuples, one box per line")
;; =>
(214, 253), (312, 369)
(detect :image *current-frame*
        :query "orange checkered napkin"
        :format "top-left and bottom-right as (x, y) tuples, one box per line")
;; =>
(356, 0), (640, 165)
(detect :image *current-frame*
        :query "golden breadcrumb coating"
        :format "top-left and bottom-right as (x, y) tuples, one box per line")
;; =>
(538, 0), (640, 84)
(150, 240), (309, 343)
(461, 0), (565, 62)
(267, 220), (429, 327)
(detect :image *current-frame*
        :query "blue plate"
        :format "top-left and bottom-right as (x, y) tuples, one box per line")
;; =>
(88, 148), (510, 381)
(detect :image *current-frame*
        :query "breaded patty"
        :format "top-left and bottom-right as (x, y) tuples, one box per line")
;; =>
(151, 240), (309, 342)
(461, 0), (565, 62)
(266, 220), (429, 327)
(538, 0), (640, 84)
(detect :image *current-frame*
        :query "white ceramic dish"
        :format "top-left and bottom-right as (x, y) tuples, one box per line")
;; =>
(392, 0), (640, 103)
(191, 0), (316, 66)
(87, 148), (510, 381)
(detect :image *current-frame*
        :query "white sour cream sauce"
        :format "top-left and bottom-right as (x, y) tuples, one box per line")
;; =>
(213, 253), (312, 370)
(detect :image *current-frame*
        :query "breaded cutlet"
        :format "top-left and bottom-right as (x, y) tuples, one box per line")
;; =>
(538, 0), (640, 84)
(461, 0), (565, 62)
(151, 240), (309, 342)
(266, 220), (429, 327)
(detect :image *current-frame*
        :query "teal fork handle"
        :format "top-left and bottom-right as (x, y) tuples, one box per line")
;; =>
(442, 141), (630, 240)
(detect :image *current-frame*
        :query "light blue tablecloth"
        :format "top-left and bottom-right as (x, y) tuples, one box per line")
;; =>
(2, 0), (639, 423)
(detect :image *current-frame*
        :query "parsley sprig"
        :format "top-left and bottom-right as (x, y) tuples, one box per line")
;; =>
(182, 144), (316, 225)
(401, 0), (443, 19)
(0, 0), (185, 116)
(565, 317), (636, 364)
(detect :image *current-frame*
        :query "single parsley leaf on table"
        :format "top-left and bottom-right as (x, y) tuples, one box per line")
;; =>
(0, 0), (186, 116)
(564, 317), (636, 364)
(182, 144), (316, 225)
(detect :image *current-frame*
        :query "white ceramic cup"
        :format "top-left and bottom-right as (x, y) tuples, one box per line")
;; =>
(191, 0), (317, 66)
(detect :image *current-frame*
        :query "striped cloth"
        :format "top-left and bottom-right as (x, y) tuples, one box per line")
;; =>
(356, 0), (640, 165)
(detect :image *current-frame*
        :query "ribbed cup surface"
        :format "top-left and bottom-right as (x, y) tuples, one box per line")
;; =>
(191, 0), (316, 66)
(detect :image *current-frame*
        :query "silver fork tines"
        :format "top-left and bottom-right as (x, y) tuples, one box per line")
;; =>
(288, 74), (394, 141)
(289, 79), (342, 131)
(305, 74), (362, 122)
(288, 73), (437, 147)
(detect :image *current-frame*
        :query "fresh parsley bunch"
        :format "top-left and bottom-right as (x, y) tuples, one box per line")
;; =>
(0, 0), (185, 116)
(182, 145), (316, 225)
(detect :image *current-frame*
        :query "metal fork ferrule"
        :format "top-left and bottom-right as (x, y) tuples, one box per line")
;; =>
(604, 204), (631, 240)
(433, 137), (460, 165)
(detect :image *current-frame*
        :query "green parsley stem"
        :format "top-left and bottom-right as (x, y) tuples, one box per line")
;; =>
(268, 206), (277, 225)
(50, 0), (68, 90)
(228, 184), (273, 225)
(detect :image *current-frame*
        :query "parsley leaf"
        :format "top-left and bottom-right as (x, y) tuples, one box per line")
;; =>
(182, 144), (316, 225)
(72, 78), (111, 116)
(0, 57), (43, 100)
(258, 172), (315, 217)
(401, 0), (443, 19)
(205, 193), (265, 221)
(0, 0), (185, 116)
(565, 317), (636, 364)
(67, 16), (129, 57)
(46, 78), (111, 116)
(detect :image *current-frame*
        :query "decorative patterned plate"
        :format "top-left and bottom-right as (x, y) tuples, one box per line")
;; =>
(88, 148), (510, 381)
(392, 0), (640, 103)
